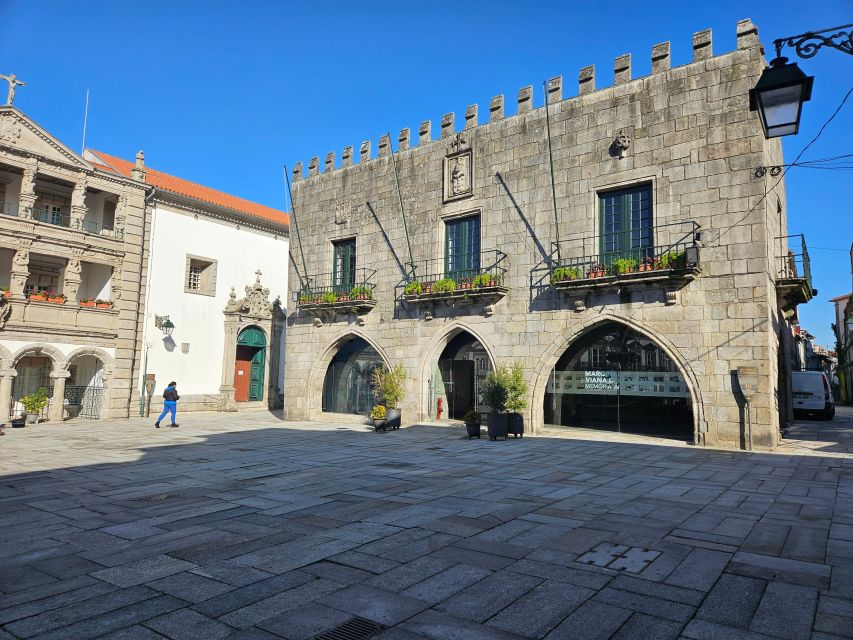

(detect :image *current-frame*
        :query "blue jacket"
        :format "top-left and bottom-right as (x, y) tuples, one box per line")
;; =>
(163, 386), (179, 403)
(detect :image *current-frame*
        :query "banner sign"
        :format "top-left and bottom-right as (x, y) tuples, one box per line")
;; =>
(550, 370), (689, 398)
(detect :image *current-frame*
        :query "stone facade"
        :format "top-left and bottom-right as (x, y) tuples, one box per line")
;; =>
(284, 19), (810, 450)
(0, 106), (149, 421)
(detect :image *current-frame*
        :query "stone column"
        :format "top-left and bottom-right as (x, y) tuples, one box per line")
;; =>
(0, 370), (16, 423)
(70, 177), (87, 229)
(48, 370), (70, 422)
(63, 258), (82, 303)
(219, 320), (239, 411)
(10, 247), (29, 297)
(18, 165), (36, 219)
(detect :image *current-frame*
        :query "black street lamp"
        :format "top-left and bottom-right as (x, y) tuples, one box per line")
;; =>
(749, 57), (813, 138)
(750, 22), (852, 139)
(155, 314), (175, 336)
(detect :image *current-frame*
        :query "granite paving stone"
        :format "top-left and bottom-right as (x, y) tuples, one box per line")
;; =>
(1, 412), (851, 639)
(487, 580), (596, 638)
(143, 609), (234, 640)
(749, 581), (819, 640)
(435, 570), (543, 623)
(318, 584), (430, 626)
(696, 574), (766, 629)
(543, 600), (632, 640)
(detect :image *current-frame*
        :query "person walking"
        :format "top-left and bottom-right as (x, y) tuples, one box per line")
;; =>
(155, 381), (180, 428)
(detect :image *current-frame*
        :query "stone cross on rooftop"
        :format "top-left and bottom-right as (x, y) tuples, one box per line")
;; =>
(0, 73), (26, 105)
(450, 133), (467, 153)
(255, 269), (262, 283)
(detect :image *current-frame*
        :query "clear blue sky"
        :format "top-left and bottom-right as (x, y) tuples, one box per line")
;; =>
(1, 0), (850, 346)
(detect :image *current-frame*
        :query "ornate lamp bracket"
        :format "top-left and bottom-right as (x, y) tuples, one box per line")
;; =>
(773, 23), (853, 60)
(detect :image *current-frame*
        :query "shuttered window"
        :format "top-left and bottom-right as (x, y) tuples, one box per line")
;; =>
(445, 215), (480, 280)
(333, 238), (356, 291)
(599, 185), (652, 262)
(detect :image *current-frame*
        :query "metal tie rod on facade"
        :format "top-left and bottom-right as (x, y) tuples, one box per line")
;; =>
(284, 164), (310, 289)
(388, 132), (417, 281)
(543, 81), (561, 264)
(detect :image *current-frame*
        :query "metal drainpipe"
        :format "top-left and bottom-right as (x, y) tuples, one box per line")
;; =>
(130, 187), (157, 416)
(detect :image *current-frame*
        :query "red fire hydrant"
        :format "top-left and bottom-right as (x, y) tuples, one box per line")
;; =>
(436, 397), (443, 420)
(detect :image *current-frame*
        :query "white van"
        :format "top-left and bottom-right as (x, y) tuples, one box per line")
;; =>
(791, 371), (835, 420)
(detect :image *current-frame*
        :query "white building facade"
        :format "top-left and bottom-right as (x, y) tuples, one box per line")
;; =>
(85, 150), (289, 415)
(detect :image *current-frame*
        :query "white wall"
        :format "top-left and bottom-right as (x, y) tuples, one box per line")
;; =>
(79, 262), (112, 301)
(141, 204), (288, 398)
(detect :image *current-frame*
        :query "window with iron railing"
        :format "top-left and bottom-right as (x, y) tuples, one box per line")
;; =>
(332, 238), (356, 293)
(445, 214), (480, 281)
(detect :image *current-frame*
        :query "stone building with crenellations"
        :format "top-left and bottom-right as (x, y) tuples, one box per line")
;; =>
(283, 19), (814, 450)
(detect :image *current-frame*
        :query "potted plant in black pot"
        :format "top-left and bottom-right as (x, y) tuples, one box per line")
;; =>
(482, 367), (510, 440)
(462, 409), (481, 439)
(370, 404), (387, 431)
(505, 363), (529, 438)
(21, 387), (49, 425)
(371, 364), (407, 430)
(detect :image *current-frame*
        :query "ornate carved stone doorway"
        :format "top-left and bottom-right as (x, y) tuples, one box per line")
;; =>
(220, 272), (284, 410)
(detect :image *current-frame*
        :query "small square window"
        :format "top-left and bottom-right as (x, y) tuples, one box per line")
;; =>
(184, 255), (217, 296)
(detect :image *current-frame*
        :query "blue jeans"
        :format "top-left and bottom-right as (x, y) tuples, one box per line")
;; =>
(157, 401), (177, 424)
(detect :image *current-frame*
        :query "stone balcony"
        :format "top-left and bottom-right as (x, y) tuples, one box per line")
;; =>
(549, 222), (701, 296)
(775, 234), (815, 311)
(1, 297), (118, 342)
(296, 269), (377, 320)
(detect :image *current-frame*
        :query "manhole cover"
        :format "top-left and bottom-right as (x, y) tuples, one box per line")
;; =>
(577, 543), (660, 573)
(313, 616), (386, 640)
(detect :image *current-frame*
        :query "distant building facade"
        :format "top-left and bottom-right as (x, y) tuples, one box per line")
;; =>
(284, 19), (814, 450)
(0, 104), (288, 424)
(0, 107), (148, 421)
(85, 150), (289, 415)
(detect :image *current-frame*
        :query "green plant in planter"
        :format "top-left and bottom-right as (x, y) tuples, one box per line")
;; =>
(550, 266), (582, 284)
(298, 293), (312, 304)
(371, 363), (407, 408)
(482, 363), (528, 414)
(462, 409), (481, 426)
(369, 404), (387, 420)
(350, 286), (372, 300)
(403, 280), (423, 296)
(611, 258), (638, 275)
(659, 251), (686, 269)
(22, 387), (49, 415)
(320, 291), (338, 304)
(505, 363), (529, 414)
(432, 278), (456, 294)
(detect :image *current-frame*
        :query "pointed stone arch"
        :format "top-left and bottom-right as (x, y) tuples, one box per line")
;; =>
(309, 329), (391, 420)
(531, 312), (706, 443)
(419, 322), (498, 421)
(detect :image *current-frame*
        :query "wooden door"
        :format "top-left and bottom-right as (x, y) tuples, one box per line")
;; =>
(234, 356), (251, 402)
(451, 360), (475, 419)
(249, 347), (265, 401)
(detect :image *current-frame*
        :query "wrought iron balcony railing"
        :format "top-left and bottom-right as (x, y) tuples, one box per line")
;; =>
(397, 249), (508, 301)
(34, 208), (71, 228)
(550, 221), (701, 288)
(776, 234), (814, 308)
(296, 268), (377, 314)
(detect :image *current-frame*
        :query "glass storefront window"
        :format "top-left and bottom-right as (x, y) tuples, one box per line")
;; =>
(544, 323), (693, 438)
(322, 338), (383, 415)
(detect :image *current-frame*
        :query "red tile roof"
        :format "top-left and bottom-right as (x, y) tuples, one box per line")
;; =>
(88, 149), (288, 227)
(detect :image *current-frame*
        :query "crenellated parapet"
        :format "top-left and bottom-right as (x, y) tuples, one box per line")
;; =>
(291, 19), (762, 180)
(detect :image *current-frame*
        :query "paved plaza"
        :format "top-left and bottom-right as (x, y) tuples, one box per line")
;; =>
(1, 409), (852, 640)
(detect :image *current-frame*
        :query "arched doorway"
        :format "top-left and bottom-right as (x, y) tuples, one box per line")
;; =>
(65, 354), (105, 420)
(544, 322), (693, 439)
(433, 331), (492, 420)
(322, 337), (384, 415)
(12, 355), (53, 421)
(234, 326), (266, 402)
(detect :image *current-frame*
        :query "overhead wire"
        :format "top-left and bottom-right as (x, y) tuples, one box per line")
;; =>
(713, 85), (853, 245)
